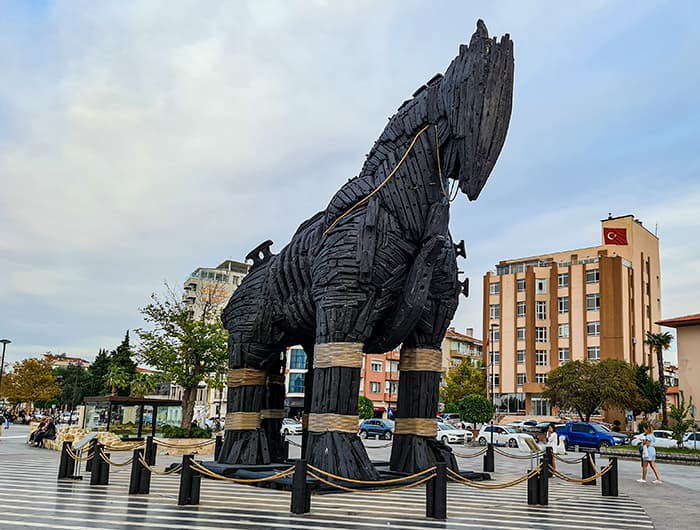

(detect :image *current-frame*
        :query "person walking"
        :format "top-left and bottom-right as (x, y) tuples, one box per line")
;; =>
(545, 423), (559, 472)
(638, 438), (662, 483)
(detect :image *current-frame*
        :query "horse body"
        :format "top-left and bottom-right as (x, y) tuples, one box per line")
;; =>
(219, 21), (514, 479)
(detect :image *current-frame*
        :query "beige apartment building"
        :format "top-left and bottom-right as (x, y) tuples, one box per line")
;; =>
(183, 260), (250, 321)
(483, 215), (661, 416)
(442, 328), (483, 370)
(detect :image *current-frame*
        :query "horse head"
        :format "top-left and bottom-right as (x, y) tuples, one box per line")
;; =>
(439, 20), (514, 201)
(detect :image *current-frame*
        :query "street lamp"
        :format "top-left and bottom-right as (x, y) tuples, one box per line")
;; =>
(0, 339), (11, 398)
(489, 324), (499, 447)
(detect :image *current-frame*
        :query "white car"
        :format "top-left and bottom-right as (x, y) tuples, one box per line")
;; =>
(507, 419), (538, 432)
(437, 423), (473, 444)
(682, 432), (700, 450)
(631, 429), (678, 448)
(476, 425), (535, 448)
(281, 417), (303, 436)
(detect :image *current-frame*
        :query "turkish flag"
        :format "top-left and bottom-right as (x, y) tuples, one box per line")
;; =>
(604, 227), (628, 245)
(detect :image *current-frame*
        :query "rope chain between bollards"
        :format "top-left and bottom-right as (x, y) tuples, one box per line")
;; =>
(548, 462), (614, 483)
(153, 437), (217, 449)
(446, 465), (542, 490)
(98, 448), (134, 467)
(103, 441), (145, 452)
(554, 453), (588, 464)
(307, 470), (436, 494)
(137, 454), (182, 475)
(451, 446), (489, 458)
(188, 459), (295, 483)
(306, 464), (436, 485)
(493, 446), (544, 459)
(65, 446), (95, 462)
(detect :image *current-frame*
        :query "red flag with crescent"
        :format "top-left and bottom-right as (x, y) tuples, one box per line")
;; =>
(604, 227), (628, 245)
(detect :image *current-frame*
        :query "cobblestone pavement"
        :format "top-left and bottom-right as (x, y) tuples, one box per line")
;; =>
(0, 426), (686, 529)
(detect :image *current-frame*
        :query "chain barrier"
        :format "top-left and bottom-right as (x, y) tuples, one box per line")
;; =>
(588, 452), (601, 474)
(103, 441), (145, 452)
(451, 446), (488, 458)
(136, 454), (182, 475)
(307, 469), (436, 494)
(98, 449), (134, 467)
(548, 462), (613, 484)
(153, 437), (216, 449)
(493, 446), (543, 459)
(446, 465), (542, 490)
(307, 464), (435, 486)
(188, 459), (295, 484)
(554, 453), (587, 464)
(65, 446), (95, 462)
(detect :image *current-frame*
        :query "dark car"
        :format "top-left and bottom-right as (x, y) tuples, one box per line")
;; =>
(359, 419), (394, 440)
(557, 421), (628, 449)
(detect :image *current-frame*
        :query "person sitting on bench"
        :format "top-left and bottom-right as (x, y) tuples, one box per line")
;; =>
(33, 417), (56, 447)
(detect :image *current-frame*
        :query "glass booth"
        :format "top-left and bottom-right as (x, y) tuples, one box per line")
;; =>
(83, 396), (182, 440)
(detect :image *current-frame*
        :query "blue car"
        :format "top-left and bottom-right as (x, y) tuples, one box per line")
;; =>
(358, 419), (395, 440)
(557, 422), (628, 449)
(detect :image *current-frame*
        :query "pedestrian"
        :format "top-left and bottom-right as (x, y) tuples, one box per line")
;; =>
(544, 423), (559, 471)
(637, 438), (662, 483)
(3, 410), (10, 430)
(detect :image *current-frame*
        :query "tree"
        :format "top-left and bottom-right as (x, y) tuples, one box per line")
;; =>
(85, 349), (111, 397)
(645, 331), (673, 427)
(54, 364), (91, 411)
(440, 359), (486, 406)
(632, 364), (662, 418)
(543, 359), (640, 421)
(358, 395), (374, 419)
(458, 394), (493, 426)
(109, 331), (138, 396)
(129, 371), (164, 398)
(669, 391), (695, 446)
(2, 358), (60, 406)
(136, 286), (228, 428)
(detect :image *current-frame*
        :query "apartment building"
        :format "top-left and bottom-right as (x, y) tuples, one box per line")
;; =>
(442, 328), (483, 370)
(361, 350), (400, 417)
(483, 215), (661, 416)
(183, 259), (249, 321)
(658, 313), (700, 419)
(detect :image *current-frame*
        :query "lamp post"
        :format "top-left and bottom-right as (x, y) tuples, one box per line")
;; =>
(489, 324), (499, 447)
(0, 339), (11, 398)
(483, 324), (498, 473)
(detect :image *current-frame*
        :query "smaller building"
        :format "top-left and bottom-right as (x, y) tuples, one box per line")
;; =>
(442, 327), (483, 370)
(183, 259), (249, 320)
(361, 349), (400, 418)
(44, 353), (91, 369)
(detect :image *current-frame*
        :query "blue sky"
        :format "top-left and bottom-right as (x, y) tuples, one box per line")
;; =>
(1, 1), (698, 365)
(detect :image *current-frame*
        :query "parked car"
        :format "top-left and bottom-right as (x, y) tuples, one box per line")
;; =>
(359, 419), (394, 440)
(682, 432), (700, 450)
(204, 417), (225, 430)
(507, 419), (538, 432)
(440, 413), (463, 427)
(631, 429), (678, 448)
(58, 411), (79, 424)
(557, 421), (628, 449)
(281, 417), (303, 436)
(437, 423), (472, 444)
(476, 425), (535, 448)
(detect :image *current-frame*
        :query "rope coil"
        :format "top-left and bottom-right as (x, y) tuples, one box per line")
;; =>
(447, 465), (542, 490)
(399, 347), (443, 372)
(313, 343), (364, 369)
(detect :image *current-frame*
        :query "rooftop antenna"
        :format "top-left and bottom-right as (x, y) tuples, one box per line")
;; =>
(655, 223), (658, 236)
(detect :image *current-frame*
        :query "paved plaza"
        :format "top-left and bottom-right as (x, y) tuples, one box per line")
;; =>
(1, 425), (699, 529)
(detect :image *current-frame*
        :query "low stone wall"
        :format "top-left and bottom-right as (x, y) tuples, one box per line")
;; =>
(600, 447), (700, 466)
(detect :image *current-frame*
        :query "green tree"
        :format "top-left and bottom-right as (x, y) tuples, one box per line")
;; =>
(129, 371), (164, 398)
(669, 391), (695, 446)
(358, 395), (374, 419)
(458, 394), (493, 426)
(85, 349), (111, 397)
(54, 364), (91, 411)
(440, 359), (486, 406)
(109, 331), (138, 396)
(632, 364), (662, 418)
(2, 358), (60, 406)
(644, 331), (673, 427)
(136, 287), (228, 428)
(543, 359), (640, 421)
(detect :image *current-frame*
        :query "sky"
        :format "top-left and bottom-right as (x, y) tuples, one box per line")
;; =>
(1, 0), (698, 366)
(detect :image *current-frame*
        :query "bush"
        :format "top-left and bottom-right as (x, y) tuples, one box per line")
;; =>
(358, 395), (374, 419)
(161, 424), (213, 438)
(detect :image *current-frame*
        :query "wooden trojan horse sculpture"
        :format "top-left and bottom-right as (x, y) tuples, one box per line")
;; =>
(218, 20), (514, 480)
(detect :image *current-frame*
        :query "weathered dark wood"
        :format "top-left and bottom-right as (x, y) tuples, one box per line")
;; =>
(220, 20), (514, 479)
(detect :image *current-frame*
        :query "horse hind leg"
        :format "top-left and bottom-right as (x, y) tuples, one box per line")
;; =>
(261, 359), (287, 463)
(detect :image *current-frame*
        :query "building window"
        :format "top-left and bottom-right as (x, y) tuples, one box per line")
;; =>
(490, 373), (500, 387)
(490, 351), (500, 364)
(536, 301), (547, 320)
(288, 373), (305, 393)
(558, 323), (569, 339)
(558, 348), (569, 364)
(490, 327), (500, 342)
(536, 350), (548, 366)
(490, 283), (500, 295)
(587, 346), (600, 361)
(586, 269), (600, 284)
(385, 380), (398, 394)
(587, 321), (600, 336)
(535, 374), (547, 384)
(536, 327), (547, 343)
(536, 278), (547, 294)
(517, 373), (526, 386)
(558, 273), (569, 288)
(289, 348), (307, 370)
(516, 327), (526, 341)
(531, 397), (551, 415)
(370, 382), (381, 393)
(517, 278), (526, 292)
(586, 293), (600, 312)
(558, 296), (569, 314)
(517, 350), (526, 364)
(517, 301), (526, 318)
(490, 304), (500, 320)
(370, 360), (383, 372)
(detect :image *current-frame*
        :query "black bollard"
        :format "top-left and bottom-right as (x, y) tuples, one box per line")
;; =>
(426, 463), (447, 520)
(290, 459), (310, 515)
(99, 451), (111, 485)
(214, 435), (223, 461)
(177, 454), (201, 506)
(129, 448), (149, 494)
(537, 459), (548, 505)
(602, 457), (618, 497)
(582, 451), (596, 486)
(543, 447), (553, 479)
(527, 468), (540, 505)
(86, 438), (99, 473)
(89, 444), (104, 486)
(58, 441), (76, 480)
(483, 443), (495, 472)
(145, 436), (157, 465)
